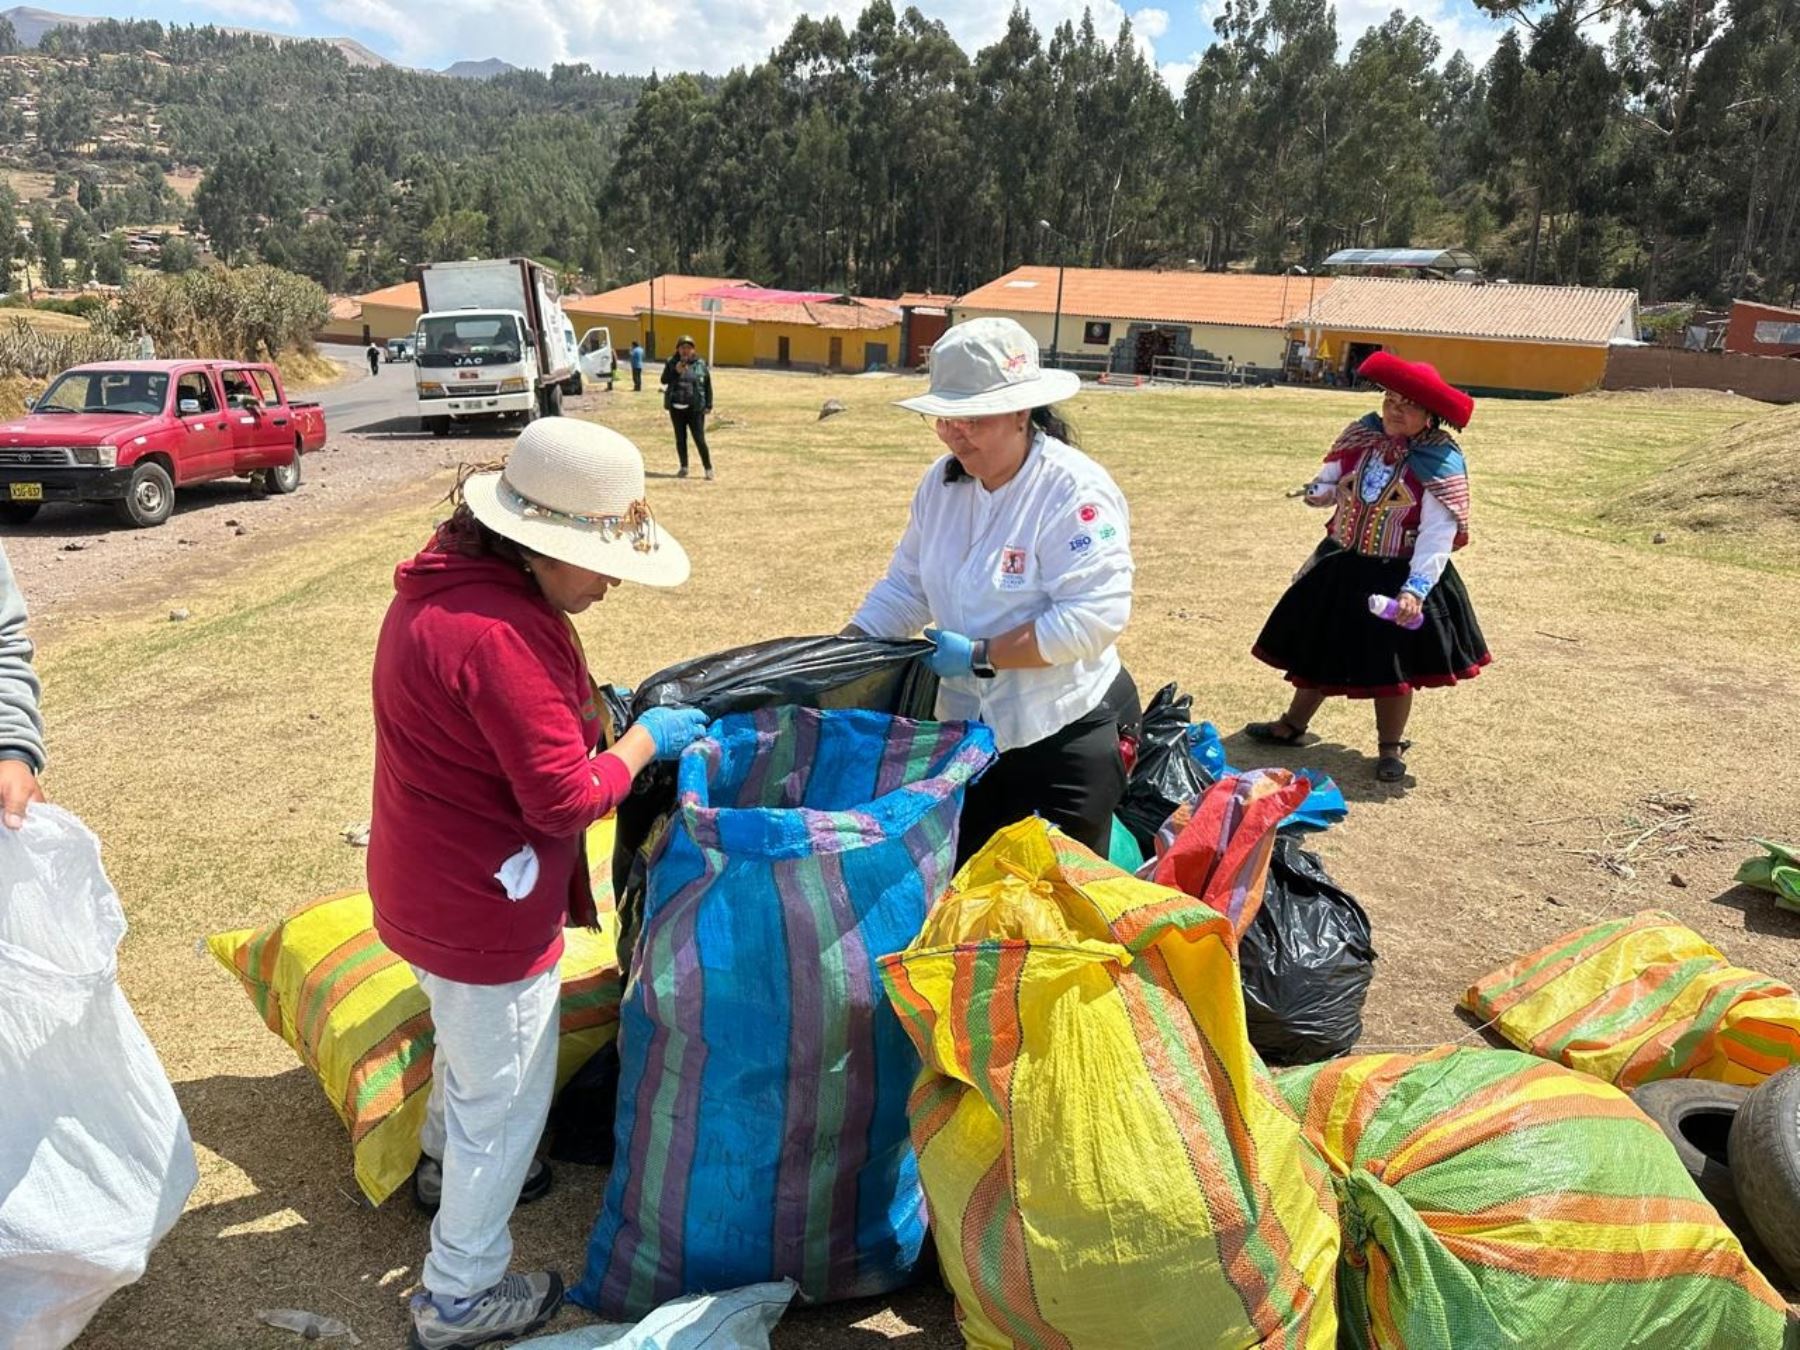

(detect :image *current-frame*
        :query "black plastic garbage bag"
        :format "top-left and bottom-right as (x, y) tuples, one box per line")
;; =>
(1116, 682), (1206, 853)
(1240, 835), (1377, 1066)
(548, 1040), (619, 1167)
(610, 634), (938, 952)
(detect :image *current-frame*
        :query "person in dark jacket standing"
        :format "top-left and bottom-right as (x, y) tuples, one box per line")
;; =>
(366, 341), (382, 377)
(660, 335), (714, 480)
(370, 418), (705, 1349)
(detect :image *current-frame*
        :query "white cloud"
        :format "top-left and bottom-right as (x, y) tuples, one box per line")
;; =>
(188, 0), (302, 24)
(1133, 7), (1171, 40)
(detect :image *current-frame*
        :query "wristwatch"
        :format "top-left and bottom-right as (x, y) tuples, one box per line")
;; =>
(970, 638), (997, 679)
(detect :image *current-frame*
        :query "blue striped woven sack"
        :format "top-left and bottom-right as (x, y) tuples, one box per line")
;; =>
(572, 705), (996, 1318)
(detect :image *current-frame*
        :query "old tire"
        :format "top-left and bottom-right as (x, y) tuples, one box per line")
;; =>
(424, 415), (449, 438)
(0, 501), (41, 526)
(542, 382), (563, 418)
(112, 460), (175, 528)
(567, 373), (584, 397)
(264, 442), (302, 495)
(1631, 1080), (1757, 1224)
(1730, 1066), (1800, 1285)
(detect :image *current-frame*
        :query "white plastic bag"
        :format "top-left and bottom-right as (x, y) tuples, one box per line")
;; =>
(515, 1279), (797, 1349)
(0, 806), (198, 1349)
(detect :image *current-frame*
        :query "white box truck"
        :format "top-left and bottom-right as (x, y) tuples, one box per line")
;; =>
(413, 258), (578, 435)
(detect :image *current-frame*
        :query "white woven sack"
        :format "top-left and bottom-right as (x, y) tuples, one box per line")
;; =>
(0, 806), (198, 1349)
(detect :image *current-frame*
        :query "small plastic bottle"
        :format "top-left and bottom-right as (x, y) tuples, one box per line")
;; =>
(1368, 593), (1426, 630)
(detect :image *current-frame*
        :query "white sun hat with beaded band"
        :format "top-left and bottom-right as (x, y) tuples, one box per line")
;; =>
(463, 418), (689, 588)
(895, 317), (1081, 419)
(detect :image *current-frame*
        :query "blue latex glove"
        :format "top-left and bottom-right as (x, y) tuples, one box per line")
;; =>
(922, 627), (975, 679)
(636, 706), (709, 761)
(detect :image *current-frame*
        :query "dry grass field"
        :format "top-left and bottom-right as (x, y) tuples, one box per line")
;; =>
(39, 373), (1799, 1347)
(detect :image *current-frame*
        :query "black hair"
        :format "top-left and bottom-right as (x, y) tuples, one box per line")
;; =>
(1031, 404), (1078, 446)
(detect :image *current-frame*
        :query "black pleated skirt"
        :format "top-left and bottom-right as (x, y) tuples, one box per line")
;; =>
(1252, 540), (1491, 698)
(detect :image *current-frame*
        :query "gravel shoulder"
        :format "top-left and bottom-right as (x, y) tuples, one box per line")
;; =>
(2, 367), (622, 643)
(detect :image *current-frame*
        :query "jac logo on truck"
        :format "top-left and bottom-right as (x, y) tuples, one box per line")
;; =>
(454, 356), (486, 367)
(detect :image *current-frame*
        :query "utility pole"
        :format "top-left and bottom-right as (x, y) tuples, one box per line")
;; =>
(1037, 220), (1068, 369)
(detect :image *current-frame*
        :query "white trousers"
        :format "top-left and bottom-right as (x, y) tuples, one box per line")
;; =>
(413, 964), (562, 1299)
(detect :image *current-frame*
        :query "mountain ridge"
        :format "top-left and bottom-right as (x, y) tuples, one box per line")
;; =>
(0, 5), (514, 75)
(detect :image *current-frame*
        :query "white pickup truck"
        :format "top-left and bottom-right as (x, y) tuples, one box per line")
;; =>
(413, 258), (579, 435)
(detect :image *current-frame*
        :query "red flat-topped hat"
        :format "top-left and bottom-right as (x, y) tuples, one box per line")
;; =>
(1359, 351), (1474, 430)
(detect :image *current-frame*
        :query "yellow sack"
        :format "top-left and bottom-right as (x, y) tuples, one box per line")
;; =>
(1463, 909), (1800, 1089)
(879, 820), (1339, 1350)
(206, 819), (623, 1205)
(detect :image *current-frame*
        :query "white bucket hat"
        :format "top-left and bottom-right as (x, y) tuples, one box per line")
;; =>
(463, 419), (689, 588)
(895, 317), (1081, 418)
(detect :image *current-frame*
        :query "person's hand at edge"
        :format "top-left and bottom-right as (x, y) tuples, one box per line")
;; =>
(923, 627), (975, 679)
(0, 758), (45, 830)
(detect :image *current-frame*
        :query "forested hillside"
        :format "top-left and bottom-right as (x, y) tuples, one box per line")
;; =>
(0, 1), (1795, 306)
(0, 18), (645, 293)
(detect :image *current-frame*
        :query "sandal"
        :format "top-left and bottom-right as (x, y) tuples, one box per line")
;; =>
(1376, 740), (1413, 783)
(1243, 715), (1312, 747)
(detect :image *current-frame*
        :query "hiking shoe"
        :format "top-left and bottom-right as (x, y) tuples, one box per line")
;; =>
(409, 1271), (563, 1350)
(704, 469), (715, 481)
(676, 466), (689, 478)
(413, 1156), (552, 1218)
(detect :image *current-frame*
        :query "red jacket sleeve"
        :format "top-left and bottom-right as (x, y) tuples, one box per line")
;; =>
(455, 621), (633, 838)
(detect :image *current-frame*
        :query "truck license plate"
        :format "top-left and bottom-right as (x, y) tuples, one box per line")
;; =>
(8, 483), (42, 501)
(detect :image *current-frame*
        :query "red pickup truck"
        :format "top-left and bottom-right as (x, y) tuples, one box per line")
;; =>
(0, 359), (327, 528)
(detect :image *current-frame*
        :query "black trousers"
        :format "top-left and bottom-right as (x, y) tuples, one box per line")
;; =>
(632, 366), (642, 391)
(670, 405), (711, 471)
(954, 699), (1132, 869)
(367, 352), (379, 376)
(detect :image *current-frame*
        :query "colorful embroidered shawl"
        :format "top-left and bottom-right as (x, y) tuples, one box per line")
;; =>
(1323, 413), (1471, 559)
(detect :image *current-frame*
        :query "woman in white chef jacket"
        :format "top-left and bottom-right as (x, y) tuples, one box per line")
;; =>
(846, 317), (1138, 867)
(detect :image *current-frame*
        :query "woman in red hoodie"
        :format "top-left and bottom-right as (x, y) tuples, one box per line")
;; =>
(368, 418), (702, 1350)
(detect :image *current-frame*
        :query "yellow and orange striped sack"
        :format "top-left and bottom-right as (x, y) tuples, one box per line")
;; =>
(206, 819), (623, 1205)
(1275, 1047), (1795, 1349)
(878, 819), (1340, 1349)
(1462, 910), (1800, 1089)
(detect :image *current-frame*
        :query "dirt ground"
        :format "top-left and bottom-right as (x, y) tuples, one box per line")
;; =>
(15, 371), (1798, 1347)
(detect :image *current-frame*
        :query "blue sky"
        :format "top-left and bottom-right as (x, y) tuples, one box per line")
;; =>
(31, 0), (1516, 85)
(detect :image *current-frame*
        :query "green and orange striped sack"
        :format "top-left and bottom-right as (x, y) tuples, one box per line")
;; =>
(206, 818), (623, 1205)
(1462, 910), (1800, 1088)
(1276, 1047), (1796, 1349)
(880, 818), (1341, 1349)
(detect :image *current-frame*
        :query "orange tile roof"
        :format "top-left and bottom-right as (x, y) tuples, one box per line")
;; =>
(565, 275), (749, 316)
(571, 286), (897, 332)
(1296, 277), (1638, 345)
(897, 292), (958, 308)
(955, 266), (1334, 328)
(326, 295), (362, 320)
(356, 280), (422, 309)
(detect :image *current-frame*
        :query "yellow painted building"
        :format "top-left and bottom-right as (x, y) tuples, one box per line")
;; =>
(350, 281), (427, 343)
(563, 275), (748, 360)
(316, 295), (368, 345)
(953, 266), (1332, 376)
(565, 278), (901, 371)
(1292, 278), (1638, 396)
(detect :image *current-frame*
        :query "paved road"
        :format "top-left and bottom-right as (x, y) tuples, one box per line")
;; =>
(310, 358), (422, 438)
